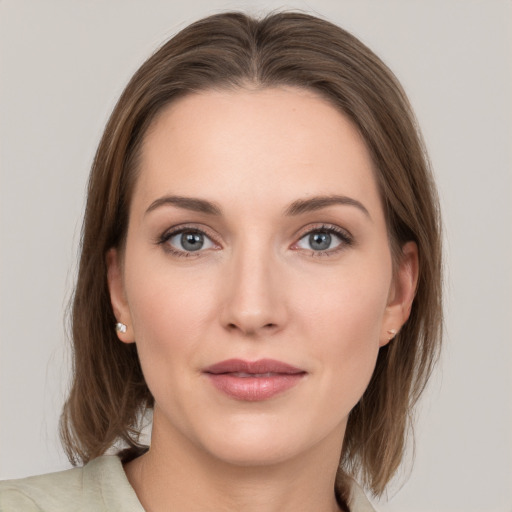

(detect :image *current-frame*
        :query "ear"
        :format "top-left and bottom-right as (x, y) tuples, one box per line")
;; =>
(380, 241), (419, 347)
(106, 248), (135, 343)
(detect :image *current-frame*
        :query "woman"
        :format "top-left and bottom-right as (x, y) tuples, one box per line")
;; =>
(0, 11), (442, 512)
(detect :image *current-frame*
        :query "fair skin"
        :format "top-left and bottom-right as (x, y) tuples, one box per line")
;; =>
(107, 87), (418, 512)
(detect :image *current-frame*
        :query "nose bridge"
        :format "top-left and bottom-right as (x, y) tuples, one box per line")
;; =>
(221, 233), (285, 335)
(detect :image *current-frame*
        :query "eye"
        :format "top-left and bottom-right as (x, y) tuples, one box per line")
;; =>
(162, 229), (217, 255)
(294, 225), (352, 254)
(297, 230), (341, 252)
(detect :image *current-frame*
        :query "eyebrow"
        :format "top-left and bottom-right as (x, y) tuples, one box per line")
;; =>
(284, 195), (371, 218)
(145, 194), (370, 219)
(145, 195), (222, 216)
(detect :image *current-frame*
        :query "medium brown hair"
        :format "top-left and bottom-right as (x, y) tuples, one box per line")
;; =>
(61, 10), (442, 502)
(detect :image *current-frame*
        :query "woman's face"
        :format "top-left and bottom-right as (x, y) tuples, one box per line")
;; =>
(108, 87), (416, 466)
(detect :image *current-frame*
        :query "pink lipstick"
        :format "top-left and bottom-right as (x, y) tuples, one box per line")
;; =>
(204, 359), (306, 401)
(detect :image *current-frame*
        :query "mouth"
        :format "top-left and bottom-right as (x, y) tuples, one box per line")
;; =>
(203, 359), (306, 401)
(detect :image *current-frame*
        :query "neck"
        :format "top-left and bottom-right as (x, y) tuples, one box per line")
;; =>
(124, 409), (345, 512)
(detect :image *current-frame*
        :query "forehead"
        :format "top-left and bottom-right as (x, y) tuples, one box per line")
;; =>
(133, 87), (382, 218)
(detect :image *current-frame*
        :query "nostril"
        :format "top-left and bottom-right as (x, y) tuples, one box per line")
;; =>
(225, 322), (277, 334)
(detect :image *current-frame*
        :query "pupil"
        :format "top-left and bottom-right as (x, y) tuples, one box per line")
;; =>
(310, 232), (331, 251)
(181, 232), (203, 251)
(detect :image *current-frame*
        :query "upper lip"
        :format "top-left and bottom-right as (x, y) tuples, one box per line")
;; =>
(204, 358), (305, 375)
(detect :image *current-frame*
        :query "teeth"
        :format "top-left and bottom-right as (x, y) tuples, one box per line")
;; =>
(231, 372), (275, 378)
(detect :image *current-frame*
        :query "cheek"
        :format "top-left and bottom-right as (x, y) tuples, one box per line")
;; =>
(122, 248), (217, 379)
(295, 261), (391, 396)
(124, 234), (216, 332)
(123, 269), (215, 419)
(298, 259), (390, 339)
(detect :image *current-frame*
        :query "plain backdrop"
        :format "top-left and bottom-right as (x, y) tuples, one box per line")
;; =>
(1, 1), (511, 511)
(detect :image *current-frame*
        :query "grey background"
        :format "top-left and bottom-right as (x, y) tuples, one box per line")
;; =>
(1, 1), (511, 511)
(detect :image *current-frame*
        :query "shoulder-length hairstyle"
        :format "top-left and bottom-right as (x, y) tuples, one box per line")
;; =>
(61, 10), (442, 502)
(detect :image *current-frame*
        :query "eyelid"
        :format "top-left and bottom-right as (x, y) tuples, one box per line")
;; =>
(294, 223), (353, 241)
(156, 222), (353, 257)
(157, 223), (222, 255)
(291, 223), (354, 254)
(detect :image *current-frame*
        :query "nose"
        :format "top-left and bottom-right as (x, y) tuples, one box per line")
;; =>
(219, 241), (288, 337)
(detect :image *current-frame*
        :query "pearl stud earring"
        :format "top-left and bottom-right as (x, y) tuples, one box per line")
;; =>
(115, 322), (127, 334)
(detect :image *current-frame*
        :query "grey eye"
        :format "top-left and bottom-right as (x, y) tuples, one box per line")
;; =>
(181, 232), (204, 251)
(167, 231), (215, 252)
(309, 232), (332, 251)
(297, 230), (342, 252)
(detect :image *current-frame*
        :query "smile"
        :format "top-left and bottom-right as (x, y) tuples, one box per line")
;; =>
(203, 359), (307, 401)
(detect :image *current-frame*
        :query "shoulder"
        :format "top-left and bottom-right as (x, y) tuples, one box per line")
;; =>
(0, 455), (144, 512)
(0, 463), (84, 511)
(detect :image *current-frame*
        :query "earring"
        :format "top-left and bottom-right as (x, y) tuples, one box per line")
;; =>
(387, 329), (397, 340)
(115, 322), (127, 334)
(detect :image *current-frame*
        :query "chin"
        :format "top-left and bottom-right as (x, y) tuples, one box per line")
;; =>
(190, 411), (345, 468)
(204, 434), (308, 467)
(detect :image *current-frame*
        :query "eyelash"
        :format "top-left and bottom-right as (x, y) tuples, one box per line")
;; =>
(294, 224), (353, 257)
(156, 223), (353, 258)
(157, 225), (219, 258)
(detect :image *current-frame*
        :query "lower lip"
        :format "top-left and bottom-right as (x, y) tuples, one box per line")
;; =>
(206, 373), (305, 401)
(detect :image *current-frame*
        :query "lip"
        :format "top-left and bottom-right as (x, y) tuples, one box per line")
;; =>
(203, 358), (306, 401)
